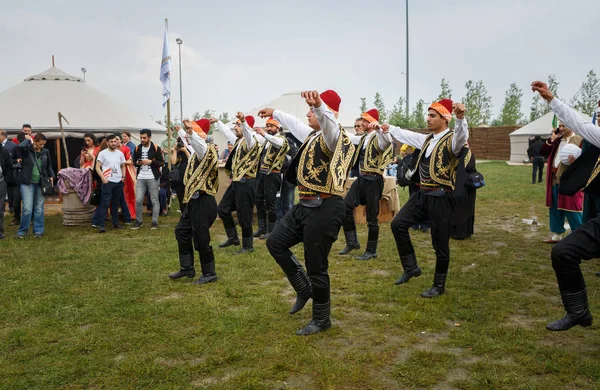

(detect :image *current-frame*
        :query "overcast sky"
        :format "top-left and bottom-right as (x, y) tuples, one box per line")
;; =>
(1, 0), (598, 124)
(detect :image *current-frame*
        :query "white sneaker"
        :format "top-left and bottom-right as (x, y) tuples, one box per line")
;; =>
(552, 233), (563, 242)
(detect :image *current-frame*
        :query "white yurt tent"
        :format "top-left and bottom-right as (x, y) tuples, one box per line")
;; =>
(508, 111), (592, 163)
(0, 66), (165, 138)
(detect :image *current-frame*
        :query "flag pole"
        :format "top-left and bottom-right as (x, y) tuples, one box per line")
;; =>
(165, 18), (172, 170)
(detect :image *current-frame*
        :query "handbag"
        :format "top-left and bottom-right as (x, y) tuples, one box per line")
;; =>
(90, 188), (101, 206)
(168, 167), (181, 184)
(31, 151), (54, 195)
(466, 172), (485, 189)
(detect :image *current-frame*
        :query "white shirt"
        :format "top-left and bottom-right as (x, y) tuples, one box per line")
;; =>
(549, 98), (600, 149)
(388, 118), (469, 157)
(273, 104), (340, 153)
(97, 149), (126, 183)
(347, 129), (392, 151)
(137, 146), (155, 180)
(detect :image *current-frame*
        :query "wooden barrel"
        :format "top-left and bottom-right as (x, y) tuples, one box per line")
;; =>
(62, 181), (95, 226)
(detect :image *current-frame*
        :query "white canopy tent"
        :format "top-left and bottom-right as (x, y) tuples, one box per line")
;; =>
(508, 111), (592, 163)
(0, 66), (165, 142)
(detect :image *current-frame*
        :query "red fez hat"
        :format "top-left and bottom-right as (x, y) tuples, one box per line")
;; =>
(320, 90), (341, 114)
(195, 119), (211, 134)
(361, 108), (379, 123)
(429, 98), (453, 121)
(245, 116), (255, 128)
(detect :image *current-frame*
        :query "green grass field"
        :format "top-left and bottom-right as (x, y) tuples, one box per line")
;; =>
(1, 161), (599, 389)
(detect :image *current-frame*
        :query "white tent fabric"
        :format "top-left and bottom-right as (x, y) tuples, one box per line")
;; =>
(508, 110), (592, 163)
(0, 66), (165, 140)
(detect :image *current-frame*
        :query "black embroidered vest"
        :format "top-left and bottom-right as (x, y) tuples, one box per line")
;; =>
(413, 131), (462, 189)
(225, 136), (261, 181)
(260, 134), (290, 174)
(351, 133), (394, 176)
(182, 144), (219, 202)
(286, 130), (355, 196)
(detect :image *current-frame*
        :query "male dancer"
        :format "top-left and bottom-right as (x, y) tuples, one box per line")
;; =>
(531, 81), (600, 331)
(214, 113), (261, 254)
(339, 108), (393, 260)
(169, 119), (219, 284)
(379, 99), (468, 297)
(259, 90), (355, 335)
(253, 118), (290, 239)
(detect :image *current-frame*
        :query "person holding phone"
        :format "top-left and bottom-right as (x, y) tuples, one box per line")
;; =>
(80, 133), (99, 169)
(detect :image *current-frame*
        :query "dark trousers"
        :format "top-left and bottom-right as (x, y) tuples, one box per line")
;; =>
(119, 193), (132, 223)
(175, 193), (218, 267)
(532, 157), (544, 183)
(217, 179), (256, 238)
(409, 184), (429, 229)
(391, 190), (454, 274)
(13, 183), (21, 221)
(96, 181), (124, 228)
(266, 196), (345, 304)
(7, 183), (15, 211)
(551, 216), (600, 293)
(276, 180), (296, 221)
(256, 172), (282, 224)
(0, 180), (6, 234)
(343, 175), (383, 234)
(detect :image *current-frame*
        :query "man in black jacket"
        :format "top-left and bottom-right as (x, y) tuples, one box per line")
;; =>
(0, 140), (14, 239)
(14, 133), (55, 238)
(131, 129), (164, 230)
(527, 135), (545, 184)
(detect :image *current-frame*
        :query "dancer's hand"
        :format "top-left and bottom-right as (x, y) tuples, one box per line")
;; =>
(236, 112), (246, 122)
(301, 90), (321, 108)
(531, 81), (554, 103)
(453, 103), (466, 120)
(258, 108), (275, 118)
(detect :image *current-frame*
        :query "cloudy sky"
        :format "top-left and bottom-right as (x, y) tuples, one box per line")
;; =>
(0, 0), (598, 124)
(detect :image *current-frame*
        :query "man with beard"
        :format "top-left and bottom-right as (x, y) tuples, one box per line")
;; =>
(168, 119), (220, 284)
(94, 134), (126, 234)
(253, 118), (289, 239)
(213, 113), (262, 254)
(378, 99), (468, 298)
(339, 108), (393, 260)
(259, 90), (355, 335)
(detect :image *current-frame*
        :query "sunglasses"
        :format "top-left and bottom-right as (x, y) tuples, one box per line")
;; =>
(354, 125), (361, 128)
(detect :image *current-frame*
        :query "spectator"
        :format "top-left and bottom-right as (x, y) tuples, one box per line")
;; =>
(114, 134), (134, 223)
(121, 131), (136, 155)
(94, 134), (126, 233)
(80, 132), (99, 169)
(386, 156), (399, 177)
(0, 137), (14, 239)
(15, 133), (55, 238)
(12, 124), (32, 144)
(9, 133), (26, 226)
(528, 135), (545, 184)
(0, 130), (16, 214)
(131, 129), (163, 230)
(220, 141), (233, 162)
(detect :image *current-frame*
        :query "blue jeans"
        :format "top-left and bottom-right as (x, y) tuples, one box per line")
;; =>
(276, 181), (296, 221)
(549, 184), (583, 234)
(136, 179), (159, 223)
(96, 181), (124, 228)
(18, 183), (45, 236)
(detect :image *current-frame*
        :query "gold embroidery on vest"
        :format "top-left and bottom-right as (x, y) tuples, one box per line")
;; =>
(183, 145), (219, 203)
(231, 136), (261, 181)
(261, 135), (290, 173)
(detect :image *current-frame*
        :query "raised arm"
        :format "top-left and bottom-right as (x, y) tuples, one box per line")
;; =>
(272, 110), (313, 143)
(263, 133), (284, 148)
(451, 118), (469, 156)
(242, 120), (256, 149)
(177, 128), (195, 155)
(347, 132), (362, 145)
(215, 120), (238, 145)
(386, 125), (428, 150)
(312, 103), (340, 152)
(189, 131), (207, 161)
(532, 80), (600, 148)
(376, 130), (392, 150)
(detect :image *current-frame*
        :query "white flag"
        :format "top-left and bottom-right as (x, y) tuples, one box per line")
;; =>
(160, 24), (172, 108)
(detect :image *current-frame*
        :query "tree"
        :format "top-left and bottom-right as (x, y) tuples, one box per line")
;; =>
(388, 96), (412, 128)
(192, 111), (202, 121)
(572, 70), (600, 116)
(202, 110), (212, 119)
(360, 97), (367, 114)
(373, 93), (387, 123)
(462, 80), (493, 125)
(498, 82), (524, 126)
(412, 99), (427, 129)
(437, 78), (452, 100)
(219, 112), (230, 124)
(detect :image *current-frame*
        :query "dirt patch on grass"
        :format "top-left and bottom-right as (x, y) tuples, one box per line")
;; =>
(153, 292), (184, 302)
(283, 373), (313, 389)
(505, 314), (538, 329)
(156, 356), (205, 367)
(192, 369), (245, 388)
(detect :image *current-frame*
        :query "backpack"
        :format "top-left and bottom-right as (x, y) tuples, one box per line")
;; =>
(396, 152), (418, 187)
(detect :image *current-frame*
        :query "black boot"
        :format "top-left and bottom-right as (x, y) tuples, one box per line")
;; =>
(287, 257), (312, 314)
(546, 289), (593, 331)
(339, 230), (360, 255)
(356, 241), (378, 260)
(394, 253), (422, 285)
(296, 301), (331, 336)
(194, 248), (217, 285)
(219, 228), (240, 248)
(422, 273), (447, 298)
(168, 254), (196, 279)
(260, 219), (275, 240)
(234, 237), (254, 255)
(253, 218), (267, 238)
